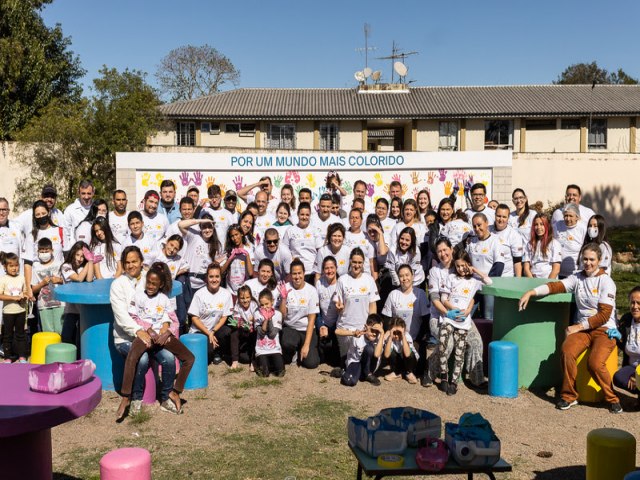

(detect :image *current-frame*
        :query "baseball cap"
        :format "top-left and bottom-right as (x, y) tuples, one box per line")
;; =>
(224, 190), (237, 200)
(41, 185), (57, 197)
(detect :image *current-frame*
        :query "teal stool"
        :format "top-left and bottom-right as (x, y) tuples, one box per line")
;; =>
(45, 343), (77, 364)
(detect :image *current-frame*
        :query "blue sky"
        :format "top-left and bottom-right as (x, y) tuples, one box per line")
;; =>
(42, 0), (640, 97)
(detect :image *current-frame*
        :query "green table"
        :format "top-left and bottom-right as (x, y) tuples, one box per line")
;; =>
(349, 444), (512, 479)
(481, 277), (573, 389)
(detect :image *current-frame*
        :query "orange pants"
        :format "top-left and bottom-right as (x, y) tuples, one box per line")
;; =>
(561, 328), (618, 404)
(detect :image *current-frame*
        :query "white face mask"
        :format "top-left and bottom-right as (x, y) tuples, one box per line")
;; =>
(38, 252), (53, 263)
(588, 227), (599, 238)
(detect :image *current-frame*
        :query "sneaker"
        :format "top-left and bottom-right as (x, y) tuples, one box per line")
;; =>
(129, 400), (142, 417)
(212, 354), (223, 365)
(609, 402), (623, 414)
(274, 370), (285, 378)
(437, 379), (449, 393)
(421, 373), (433, 387)
(556, 399), (578, 410)
(330, 367), (343, 378)
(3, 358), (12, 364)
(384, 372), (401, 382)
(447, 382), (458, 396)
(18, 357), (28, 364)
(160, 398), (180, 414)
(405, 372), (418, 385)
(365, 373), (381, 386)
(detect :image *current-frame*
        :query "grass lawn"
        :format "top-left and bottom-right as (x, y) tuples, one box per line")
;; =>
(609, 226), (640, 309)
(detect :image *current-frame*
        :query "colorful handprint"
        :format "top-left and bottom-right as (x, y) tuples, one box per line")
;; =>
(154, 172), (164, 186)
(273, 175), (283, 188)
(343, 181), (352, 195)
(438, 169), (448, 182)
(219, 184), (227, 195)
(205, 176), (216, 188)
(141, 173), (151, 187)
(374, 173), (383, 187)
(179, 171), (190, 187)
(457, 181), (465, 197)
(366, 183), (375, 197)
(306, 173), (316, 188)
(401, 184), (408, 196)
(383, 184), (390, 194)
(412, 187), (420, 198)
(285, 171), (301, 185)
(391, 173), (402, 183)
(453, 169), (465, 182)
(193, 171), (203, 186)
(294, 185), (303, 195)
(427, 171), (436, 185)
(232, 175), (244, 191)
(410, 171), (420, 184)
(444, 181), (453, 195)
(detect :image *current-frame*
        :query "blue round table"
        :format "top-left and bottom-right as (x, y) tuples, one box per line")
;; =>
(54, 279), (182, 391)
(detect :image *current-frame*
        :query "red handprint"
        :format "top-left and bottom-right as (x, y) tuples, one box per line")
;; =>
(391, 173), (402, 183)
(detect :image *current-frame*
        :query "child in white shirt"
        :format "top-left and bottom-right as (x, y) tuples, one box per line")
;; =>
(228, 285), (258, 369)
(338, 314), (385, 387)
(254, 288), (285, 377)
(30, 238), (64, 334)
(383, 317), (419, 384)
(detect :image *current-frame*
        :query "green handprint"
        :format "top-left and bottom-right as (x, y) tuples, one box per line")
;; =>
(343, 180), (352, 195)
(274, 175), (283, 188)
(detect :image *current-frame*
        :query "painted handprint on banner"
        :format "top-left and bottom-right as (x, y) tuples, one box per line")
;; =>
(391, 173), (401, 183)
(219, 184), (227, 195)
(427, 172), (436, 185)
(193, 171), (203, 186)
(232, 175), (244, 191)
(412, 187), (420, 198)
(306, 173), (316, 188)
(295, 185), (303, 195)
(273, 175), (283, 188)
(410, 171), (420, 184)
(179, 171), (190, 187)
(438, 169), (448, 182)
(458, 181), (465, 196)
(206, 176), (216, 188)
(453, 169), (465, 182)
(154, 173), (164, 186)
(285, 171), (300, 185)
(444, 181), (453, 195)
(374, 173), (383, 187)
(383, 184), (390, 194)
(366, 183), (375, 197)
(141, 173), (151, 187)
(401, 184), (408, 195)
(343, 181), (352, 195)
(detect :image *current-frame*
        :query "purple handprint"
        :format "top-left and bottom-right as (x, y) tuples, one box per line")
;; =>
(391, 173), (401, 183)
(192, 171), (203, 186)
(179, 171), (190, 187)
(233, 175), (244, 191)
(366, 183), (375, 197)
(438, 169), (448, 182)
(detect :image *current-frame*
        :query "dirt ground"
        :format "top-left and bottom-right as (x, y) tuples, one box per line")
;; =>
(52, 360), (640, 480)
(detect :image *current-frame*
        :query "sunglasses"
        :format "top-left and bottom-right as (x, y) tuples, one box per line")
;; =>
(266, 239), (279, 245)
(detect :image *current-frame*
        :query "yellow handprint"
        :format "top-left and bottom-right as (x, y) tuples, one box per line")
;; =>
(219, 184), (227, 195)
(482, 179), (489, 187)
(306, 173), (316, 188)
(154, 172), (164, 186)
(444, 181), (453, 195)
(457, 181), (465, 196)
(383, 184), (390, 194)
(141, 172), (151, 187)
(206, 176), (216, 188)
(410, 171), (420, 184)
(401, 184), (408, 195)
(374, 173), (383, 187)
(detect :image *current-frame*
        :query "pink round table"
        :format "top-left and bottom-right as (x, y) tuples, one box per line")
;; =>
(0, 364), (102, 480)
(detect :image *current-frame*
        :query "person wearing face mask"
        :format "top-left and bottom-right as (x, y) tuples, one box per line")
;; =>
(579, 214), (612, 275)
(16, 185), (64, 239)
(29, 238), (64, 334)
(519, 243), (621, 413)
(554, 203), (588, 278)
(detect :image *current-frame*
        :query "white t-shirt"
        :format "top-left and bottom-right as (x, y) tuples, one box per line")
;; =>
(0, 221), (23, 258)
(129, 291), (174, 333)
(382, 288), (429, 339)
(465, 207), (495, 228)
(253, 244), (292, 281)
(380, 217), (397, 246)
(490, 225), (524, 277)
(466, 234), (503, 275)
(23, 226), (65, 264)
(385, 332), (419, 359)
(441, 274), (486, 330)
(31, 260), (64, 310)
(313, 245), (351, 276)
(385, 248), (425, 286)
(310, 213), (341, 244)
(231, 300), (258, 330)
(389, 222), (427, 251)
(282, 225), (320, 272)
(244, 277), (280, 308)
(182, 228), (223, 289)
(254, 213), (277, 245)
(141, 212), (169, 241)
(188, 286), (234, 332)
(281, 282), (320, 331)
(552, 204), (596, 229)
(315, 277), (339, 328)
(152, 250), (189, 279)
(335, 273), (380, 331)
(427, 263), (451, 319)
(624, 321), (640, 367)
(554, 221), (588, 277)
(225, 252), (250, 295)
(344, 230), (375, 274)
(74, 221), (92, 245)
(561, 272), (616, 330)
(92, 241), (123, 279)
(122, 233), (159, 268)
(508, 210), (537, 244)
(200, 207), (234, 244)
(523, 239), (562, 278)
(345, 335), (380, 368)
(254, 310), (283, 356)
(441, 219), (472, 246)
(109, 212), (130, 245)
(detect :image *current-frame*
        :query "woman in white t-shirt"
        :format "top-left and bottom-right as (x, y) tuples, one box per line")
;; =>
(523, 213), (561, 279)
(188, 262), (234, 364)
(282, 203), (319, 281)
(416, 189), (433, 223)
(90, 217), (122, 279)
(390, 199), (427, 252)
(244, 258), (280, 307)
(315, 256), (341, 366)
(554, 203), (587, 278)
(278, 259), (321, 368)
(221, 224), (254, 297)
(178, 217), (225, 295)
(374, 198), (397, 246)
(509, 188), (537, 243)
(385, 227), (425, 288)
(313, 223), (350, 281)
(579, 214), (613, 275)
(334, 248), (380, 362)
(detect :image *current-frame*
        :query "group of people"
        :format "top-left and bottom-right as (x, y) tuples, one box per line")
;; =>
(0, 171), (637, 417)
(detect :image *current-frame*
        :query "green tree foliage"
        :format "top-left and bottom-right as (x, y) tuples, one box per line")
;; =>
(156, 44), (240, 102)
(0, 0), (84, 140)
(15, 67), (163, 209)
(554, 61), (638, 85)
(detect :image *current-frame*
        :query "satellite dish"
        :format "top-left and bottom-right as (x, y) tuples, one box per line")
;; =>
(363, 67), (373, 78)
(372, 70), (381, 82)
(354, 71), (365, 82)
(394, 61), (408, 77)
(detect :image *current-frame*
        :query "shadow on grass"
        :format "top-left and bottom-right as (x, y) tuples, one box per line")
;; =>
(533, 465), (585, 479)
(53, 474), (85, 480)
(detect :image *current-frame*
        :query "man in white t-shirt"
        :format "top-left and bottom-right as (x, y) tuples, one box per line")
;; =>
(311, 193), (341, 244)
(63, 180), (94, 249)
(237, 176), (279, 215)
(16, 185), (64, 241)
(490, 204), (524, 277)
(253, 228), (292, 281)
(253, 191), (276, 245)
(109, 189), (130, 245)
(465, 183), (495, 229)
(343, 180), (373, 216)
(140, 190), (169, 241)
(551, 184), (595, 228)
(199, 185), (234, 242)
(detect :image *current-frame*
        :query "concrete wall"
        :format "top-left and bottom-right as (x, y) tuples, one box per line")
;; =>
(512, 153), (640, 225)
(416, 120), (439, 151)
(0, 142), (32, 217)
(525, 120), (580, 153)
(339, 121), (363, 150)
(605, 117), (630, 153)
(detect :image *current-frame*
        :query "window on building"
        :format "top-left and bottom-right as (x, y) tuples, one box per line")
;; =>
(526, 119), (556, 130)
(438, 121), (458, 151)
(225, 123), (240, 133)
(561, 119), (581, 130)
(319, 123), (339, 150)
(201, 122), (211, 134)
(240, 123), (256, 137)
(588, 119), (607, 149)
(177, 122), (195, 146)
(484, 120), (513, 150)
(267, 124), (296, 149)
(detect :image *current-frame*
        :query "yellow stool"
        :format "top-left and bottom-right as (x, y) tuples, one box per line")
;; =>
(586, 428), (636, 480)
(30, 332), (61, 364)
(576, 346), (618, 403)
(635, 365), (640, 390)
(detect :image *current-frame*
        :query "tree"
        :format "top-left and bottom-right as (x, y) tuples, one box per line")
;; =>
(14, 67), (163, 209)
(155, 44), (240, 102)
(554, 61), (638, 85)
(0, 0), (84, 140)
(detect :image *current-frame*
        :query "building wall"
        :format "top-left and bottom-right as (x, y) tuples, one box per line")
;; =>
(0, 142), (33, 215)
(339, 121), (363, 150)
(525, 120), (581, 153)
(295, 121), (315, 150)
(603, 117), (630, 153)
(416, 120), (439, 151)
(465, 119), (486, 151)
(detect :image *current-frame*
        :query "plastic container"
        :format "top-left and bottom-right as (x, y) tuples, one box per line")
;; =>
(489, 341), (518, 398)
(181, 333), (208, 390)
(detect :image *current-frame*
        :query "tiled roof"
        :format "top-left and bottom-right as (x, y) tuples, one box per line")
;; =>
(158, 85), (640, 120)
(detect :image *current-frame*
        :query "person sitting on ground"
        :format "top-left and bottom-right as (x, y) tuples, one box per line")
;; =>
(383, 317), (419, 384)
(338, 314), (385, 387)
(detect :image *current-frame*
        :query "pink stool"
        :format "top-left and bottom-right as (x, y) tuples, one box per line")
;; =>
(100, 447), (151, 480)
(142, 367), (157, 405)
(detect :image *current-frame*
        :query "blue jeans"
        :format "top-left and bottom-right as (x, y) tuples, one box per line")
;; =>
(115, 341), (176, 402)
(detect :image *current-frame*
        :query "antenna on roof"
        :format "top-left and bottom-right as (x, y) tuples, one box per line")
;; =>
(377, 40), (418, 83)
(355, 23), (377, 81)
